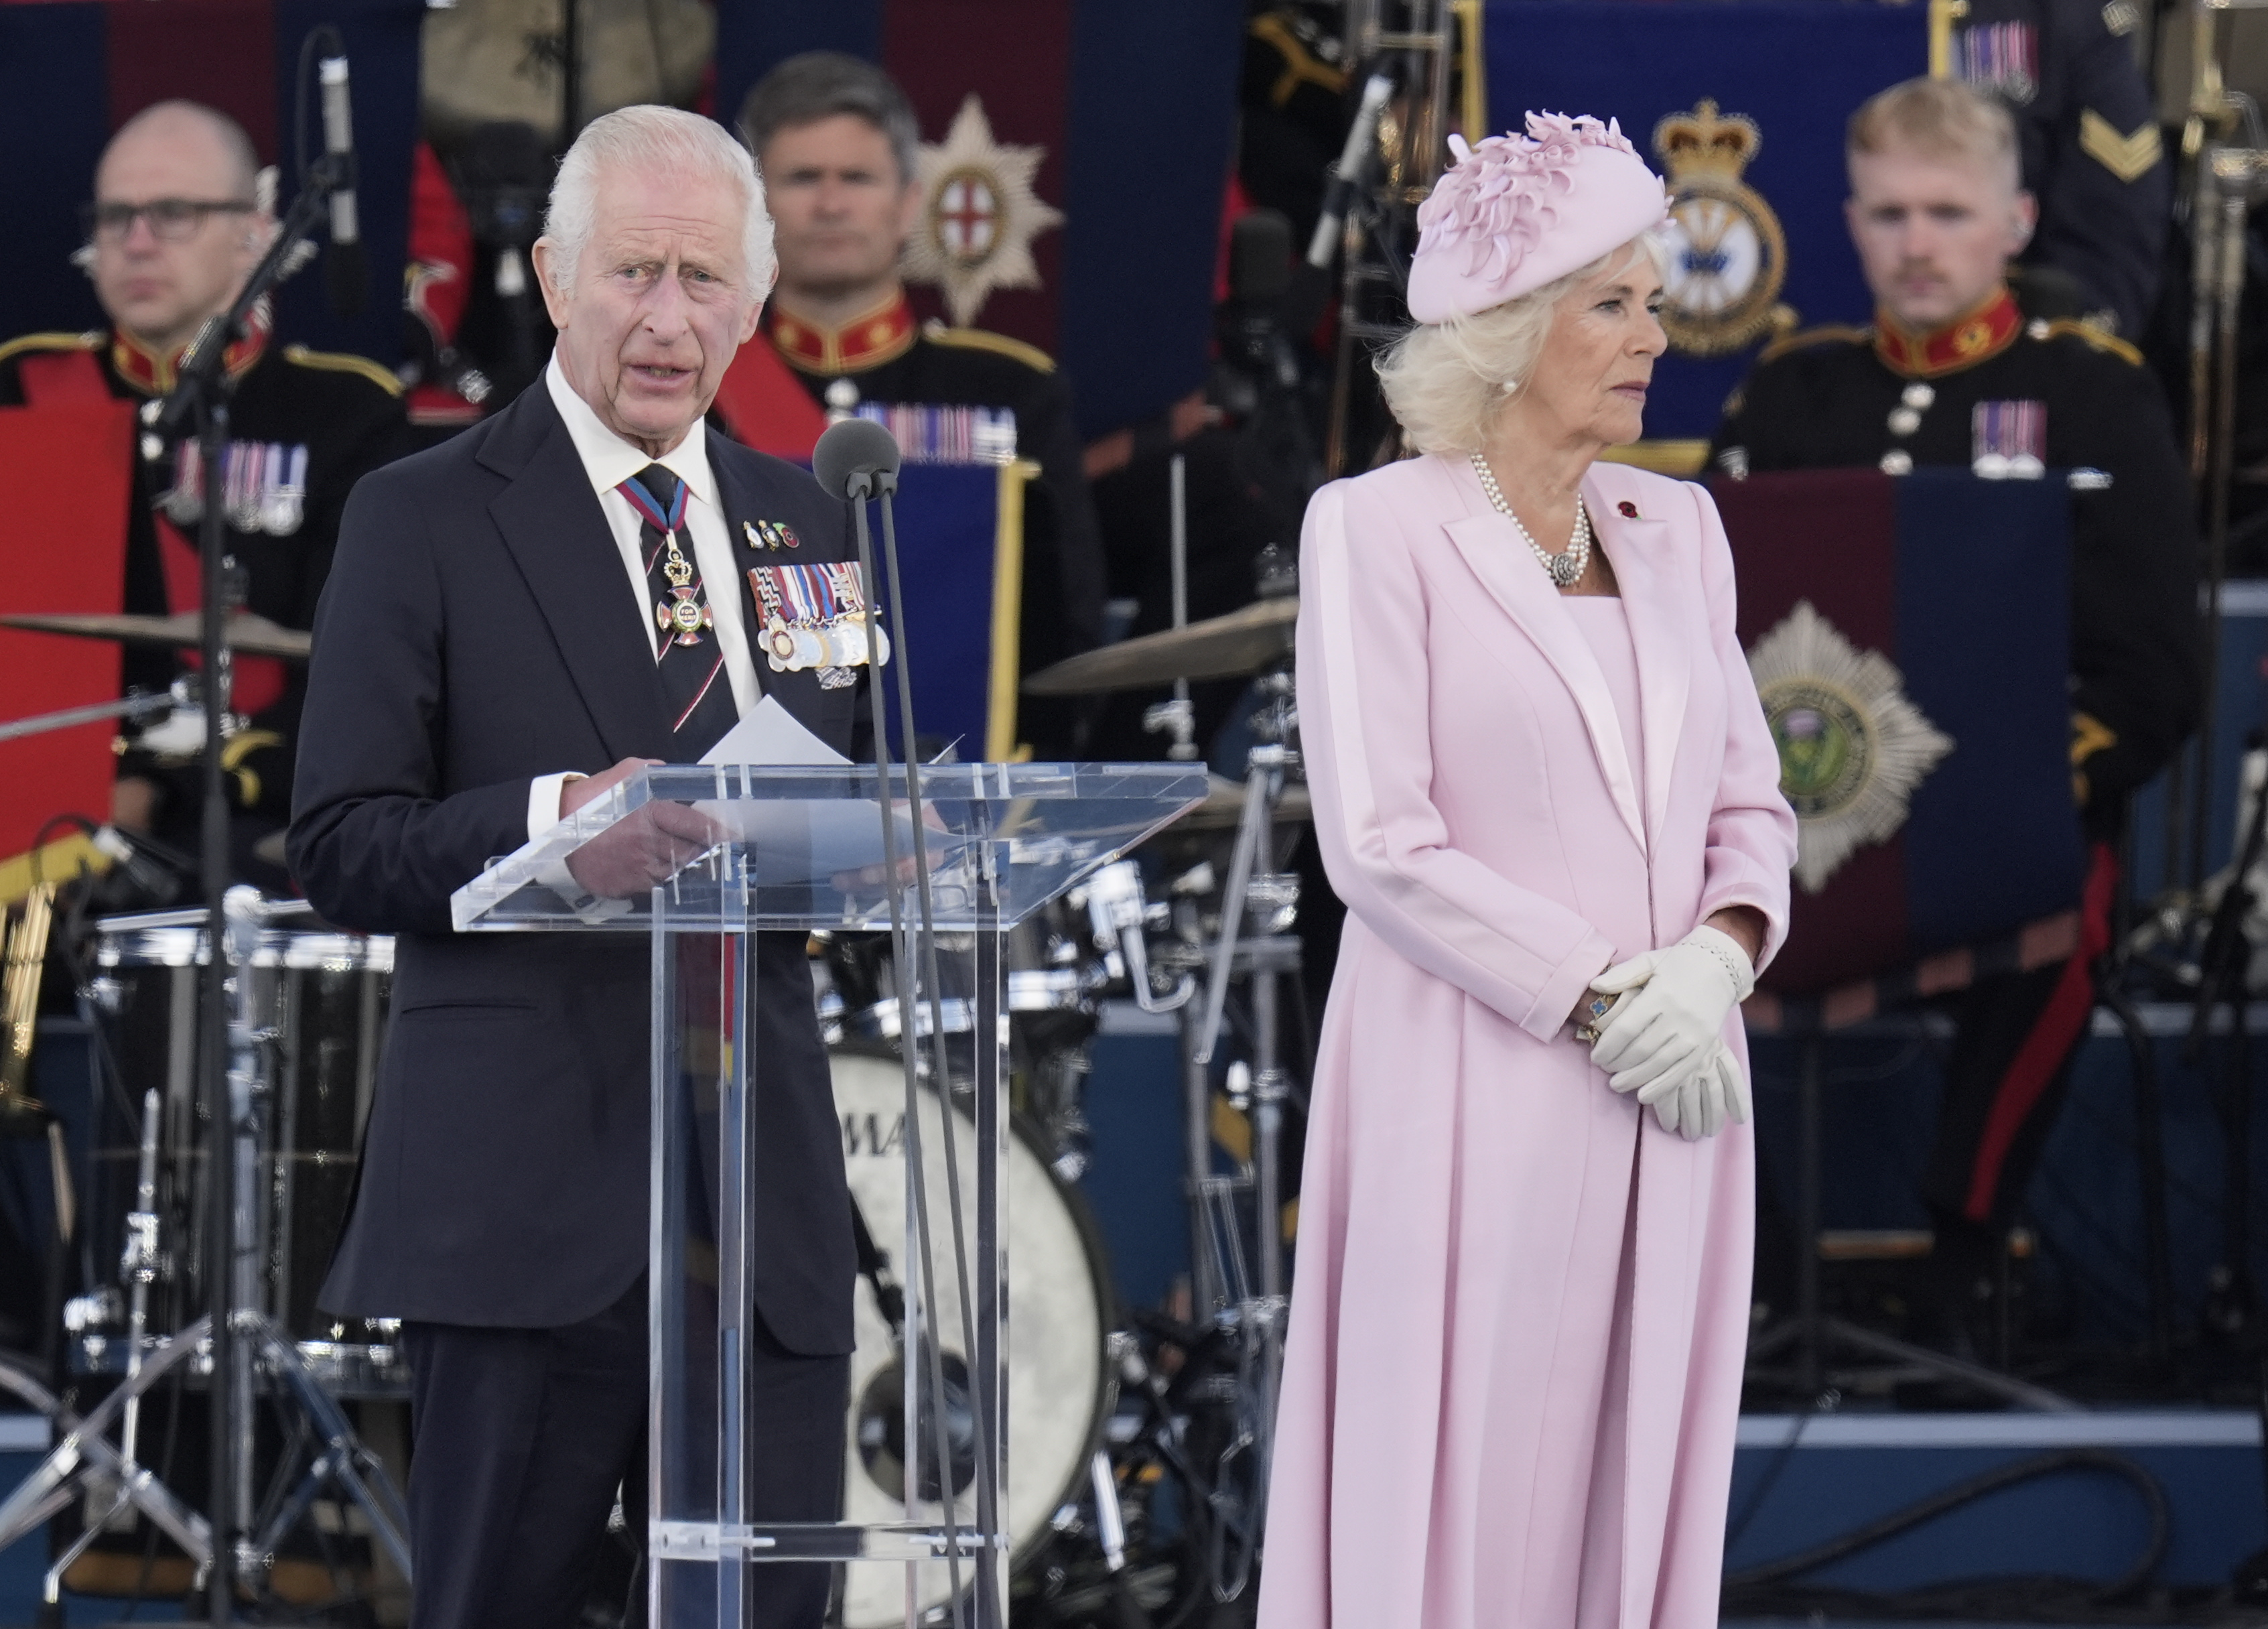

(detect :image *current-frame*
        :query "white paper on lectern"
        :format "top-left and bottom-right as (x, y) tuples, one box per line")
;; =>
(691, 694), (935, 884)
(697, 695), (849, 769)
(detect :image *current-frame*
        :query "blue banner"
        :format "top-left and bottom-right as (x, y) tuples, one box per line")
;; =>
(873, 464), (1012, 760)
(1717, 467), (2080, 992)
(1487, 0), (1928, 440)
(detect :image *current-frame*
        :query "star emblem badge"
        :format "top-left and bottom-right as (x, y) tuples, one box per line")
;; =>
(901, 94), (1065, 327)
(1747, 600), (1954, 893)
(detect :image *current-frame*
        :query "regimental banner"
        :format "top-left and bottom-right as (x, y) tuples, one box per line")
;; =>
(0, 401), (137, 868)
(1713, 468), (2081, 995)
(1485, 0), (1927, 442)
(714, 0), (1244, 440)
(866, 461), (1037, 763)
(0, 0), (423, 369)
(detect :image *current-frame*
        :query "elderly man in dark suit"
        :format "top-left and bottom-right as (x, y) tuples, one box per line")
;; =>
(290, 105), (858, 1628)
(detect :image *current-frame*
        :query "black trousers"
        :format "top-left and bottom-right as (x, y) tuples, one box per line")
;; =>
(401, 1275), (848, 1629)
(1922, 842), (2119, 1233)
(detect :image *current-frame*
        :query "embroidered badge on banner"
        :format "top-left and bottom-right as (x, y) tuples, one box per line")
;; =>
(748, 561), (890, 689)
(1971, 400), (2046, 480)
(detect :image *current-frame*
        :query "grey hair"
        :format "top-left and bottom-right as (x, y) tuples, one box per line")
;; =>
(539, 105), (777, 304)
(1376, 231), (1670, 456)
(738, 52), (919, 187)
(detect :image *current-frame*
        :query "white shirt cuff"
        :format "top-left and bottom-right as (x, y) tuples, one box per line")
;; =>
(527, 771), (585, 843)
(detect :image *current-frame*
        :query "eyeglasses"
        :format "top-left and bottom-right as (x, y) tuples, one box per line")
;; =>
(80, 198), (256, 245)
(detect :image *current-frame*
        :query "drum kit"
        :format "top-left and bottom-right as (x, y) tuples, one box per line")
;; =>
(0, 495), (1311, 1625)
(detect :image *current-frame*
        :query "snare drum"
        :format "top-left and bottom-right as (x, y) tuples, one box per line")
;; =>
(80, 905), (399, 1388)
(830, 1050), (1112, 1628)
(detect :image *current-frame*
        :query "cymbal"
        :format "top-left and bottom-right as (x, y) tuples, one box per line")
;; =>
(1, 611), (312, 661)
(1022, 597), (1297, 696)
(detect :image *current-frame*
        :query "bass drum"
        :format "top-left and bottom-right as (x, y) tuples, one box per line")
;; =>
(829, 1051), (1111, 1628)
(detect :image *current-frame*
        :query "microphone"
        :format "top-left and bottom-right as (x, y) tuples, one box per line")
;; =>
(319, 49), (364, 316)
(1307, 72), (1396, 271)
(813, 417), (903, 501)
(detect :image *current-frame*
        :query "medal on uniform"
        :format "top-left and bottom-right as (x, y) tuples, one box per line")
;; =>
(225, 442), (265, 533)
(1972, 400), (2046, 480)
(159, 439), (203, 525)
(258, 443), (308, 536)
(742, 518), (802, 551)
(748, 561), (889, 680)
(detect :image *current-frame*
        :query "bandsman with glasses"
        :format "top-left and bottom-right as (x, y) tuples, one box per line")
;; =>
(0, 99), (409, 891)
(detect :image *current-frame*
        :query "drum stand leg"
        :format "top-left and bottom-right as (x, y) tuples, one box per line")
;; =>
(212, 890), (415, 1594)
(0, 1319), (216, 1593)
(1747, 1033), (2080, 1413)
(1184, 698), (1302, 1606)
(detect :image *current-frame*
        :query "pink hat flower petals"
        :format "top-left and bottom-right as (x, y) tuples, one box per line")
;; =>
(1406, 111), (1670, 325)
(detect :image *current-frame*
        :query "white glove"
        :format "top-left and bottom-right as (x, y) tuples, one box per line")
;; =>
(1638, 1039), (1752, 1141)
(1587, 924), (1755, 1100)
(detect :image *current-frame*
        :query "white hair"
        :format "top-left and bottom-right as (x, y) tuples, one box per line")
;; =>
(539, 105), (776, 304)
(1376, 231), (1669, 456)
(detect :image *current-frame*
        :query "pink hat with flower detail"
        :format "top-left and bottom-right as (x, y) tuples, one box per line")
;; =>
(1406, 112), (1670, 325)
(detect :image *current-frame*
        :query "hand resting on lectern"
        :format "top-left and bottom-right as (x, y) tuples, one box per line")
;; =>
(559, 757), (728, 898)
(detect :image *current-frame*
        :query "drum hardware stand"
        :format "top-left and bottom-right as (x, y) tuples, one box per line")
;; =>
(1744, 1031), (2080, 1413)
(0, 1086), (218, 1619)
(0, 680), (189, 747)
(212, 889), (415, 1596)
(0, 1317), (215, 1609)
(141, 49), (358, 1613)
(1154, 669), (1300, 1604)
(2181, 738), (2268, 1342)
(1143, 454), (1201, 763)
(0, 891), (417, 1610)
(1077, 862), (1195, 1016)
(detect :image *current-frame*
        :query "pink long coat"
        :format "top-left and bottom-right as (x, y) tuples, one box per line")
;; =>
(1259, 453), (1797, 1629)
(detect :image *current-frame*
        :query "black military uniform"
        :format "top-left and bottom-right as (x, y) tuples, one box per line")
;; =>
(1711, 285), (2200, 1315)
(0, 321), (411, 886)
(1954, 0), (2171, 337)
(741, 290), (1108, 757)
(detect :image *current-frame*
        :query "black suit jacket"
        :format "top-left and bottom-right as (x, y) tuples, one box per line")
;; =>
(289, 380), (858, 1350)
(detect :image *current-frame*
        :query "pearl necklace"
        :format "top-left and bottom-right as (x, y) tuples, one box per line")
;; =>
(1470, 453), (1591, 588)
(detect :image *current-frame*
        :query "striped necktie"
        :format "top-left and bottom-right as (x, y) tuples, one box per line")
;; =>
(620, 463), (736, 751)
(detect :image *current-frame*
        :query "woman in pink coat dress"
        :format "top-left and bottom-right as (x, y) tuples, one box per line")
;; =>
(1258, 115), (1798, 1629)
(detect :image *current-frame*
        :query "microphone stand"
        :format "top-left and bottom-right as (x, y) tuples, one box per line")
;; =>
(840, 440), (1003, 1628)
(147, 146), (350, 1626)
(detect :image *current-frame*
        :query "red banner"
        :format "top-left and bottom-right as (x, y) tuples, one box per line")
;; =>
(0, 400), (137, 856)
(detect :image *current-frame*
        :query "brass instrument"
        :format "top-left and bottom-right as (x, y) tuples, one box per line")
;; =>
(0, 882), (54, 1114)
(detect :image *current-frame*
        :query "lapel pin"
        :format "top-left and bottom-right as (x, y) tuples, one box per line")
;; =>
(1617, 501), (1640, 519)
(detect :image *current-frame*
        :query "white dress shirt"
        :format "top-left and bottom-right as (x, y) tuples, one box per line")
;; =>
(527, 355), (765, 838)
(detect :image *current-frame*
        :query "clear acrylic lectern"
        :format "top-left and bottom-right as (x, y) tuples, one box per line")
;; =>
(451, 762), (1206, 1628)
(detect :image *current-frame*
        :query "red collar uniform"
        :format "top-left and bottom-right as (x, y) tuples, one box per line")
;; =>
(0, 319), (411, 880)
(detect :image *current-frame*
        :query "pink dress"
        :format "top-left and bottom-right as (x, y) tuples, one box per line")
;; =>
(1258, 456), (1796, 1629)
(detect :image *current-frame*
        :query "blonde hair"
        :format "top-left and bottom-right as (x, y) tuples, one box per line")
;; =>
(1375, 233), (1667, 456)
(1847, 77), (2020, 192)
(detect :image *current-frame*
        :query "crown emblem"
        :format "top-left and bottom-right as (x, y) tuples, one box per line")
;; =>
(1647, 99), (1792, 358)
(1652, 99), (1762, 182)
